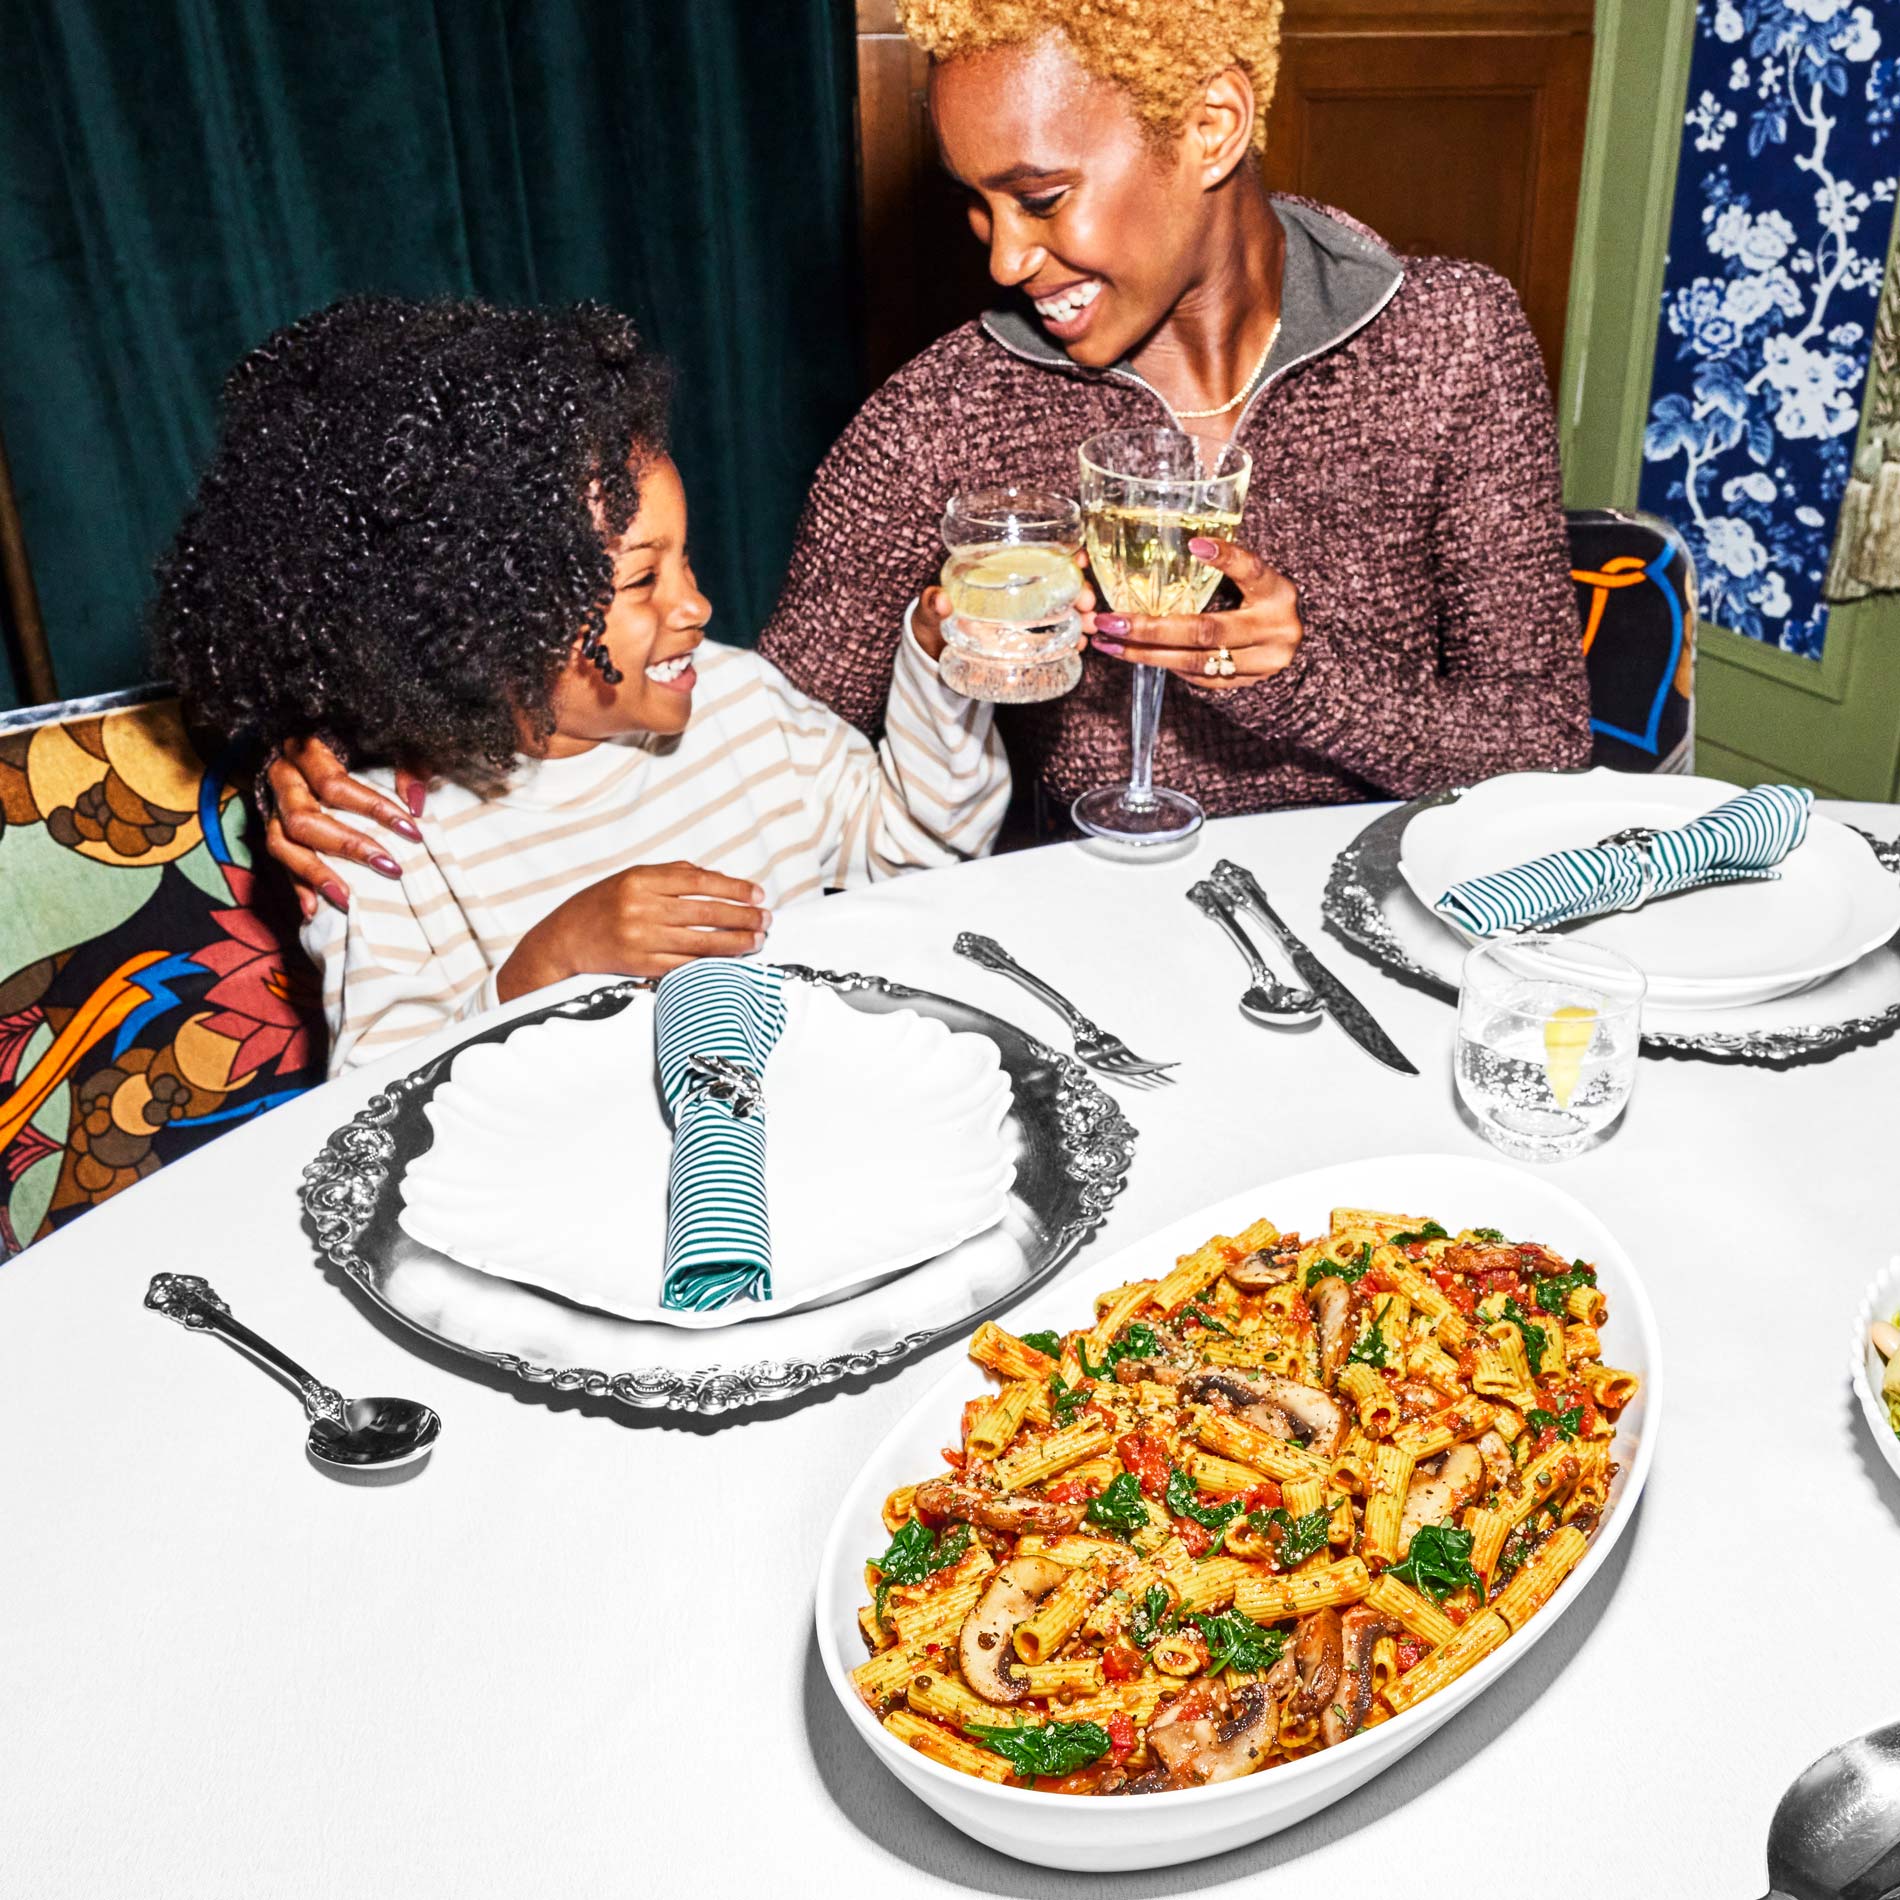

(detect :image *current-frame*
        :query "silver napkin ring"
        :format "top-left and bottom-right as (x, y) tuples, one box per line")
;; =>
(1598, 825), (1662, 910)
(683, 1053), (765, 1119)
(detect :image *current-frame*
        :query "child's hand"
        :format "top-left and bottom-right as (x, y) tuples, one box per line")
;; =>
(912, 551), (1094, 664)
(498, 862), (770, 1001)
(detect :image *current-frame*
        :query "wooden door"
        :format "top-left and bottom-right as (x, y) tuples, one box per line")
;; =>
(853, 0), (1594, 387)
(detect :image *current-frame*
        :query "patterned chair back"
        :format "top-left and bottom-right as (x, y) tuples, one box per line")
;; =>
(1567, 508), (1697, 775)
(0, 689), (324, 1255)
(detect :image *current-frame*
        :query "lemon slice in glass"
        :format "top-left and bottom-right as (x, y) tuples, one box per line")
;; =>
(1542, 1005), (1597, 1109)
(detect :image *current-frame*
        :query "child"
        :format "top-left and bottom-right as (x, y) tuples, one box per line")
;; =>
(153, 296), (1009, 1074)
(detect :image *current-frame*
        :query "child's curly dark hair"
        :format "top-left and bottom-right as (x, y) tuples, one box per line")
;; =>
(152, 294), (672, 784)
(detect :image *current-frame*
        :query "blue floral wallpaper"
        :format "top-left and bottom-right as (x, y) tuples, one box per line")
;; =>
(1638, 0), (1900, 658)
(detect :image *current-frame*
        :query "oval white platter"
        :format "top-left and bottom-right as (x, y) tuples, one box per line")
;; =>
(814, 1151), (1661, 1873)
(1850, 1255), (1900, 1490)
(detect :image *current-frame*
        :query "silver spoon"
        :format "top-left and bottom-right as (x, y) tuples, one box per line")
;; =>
(1186, 880), (1322, 1025)
(1760, 1720), (1900, 1900)
(145, 1272), (441, 1470)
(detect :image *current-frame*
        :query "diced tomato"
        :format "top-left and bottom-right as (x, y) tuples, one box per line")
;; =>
(1455, 1348), (1477, 1382)
(1107, 1712), (1137, 1760)
(1243, 1482), (1283, 1512)
(1116, 1430), (1172, 1500)
(1404, 1242), (1426, 1261)
(1579, 1399), (1601, 1435)
(1396, 1637), (1427, 1673)
(1363, 1265), (1395, 1295)
(1532, 1427), (1559, 1457)
(1173, 1517), (1213, 1558)
(1446, 1603), (1469, 1626)
(1103, 1643), (1142, 1683)
(1043, 1480), (1091, 1505)
(939, 1446), (965, 1469)
(1479, 1268), (1523, 1297)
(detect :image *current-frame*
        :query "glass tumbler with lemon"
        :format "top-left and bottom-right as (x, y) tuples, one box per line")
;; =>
(937, 487), (1085, 704)
(1455, 936), (1645, 1162)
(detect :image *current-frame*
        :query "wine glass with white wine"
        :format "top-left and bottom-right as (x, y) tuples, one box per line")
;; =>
(1074, 428), (1251, 845)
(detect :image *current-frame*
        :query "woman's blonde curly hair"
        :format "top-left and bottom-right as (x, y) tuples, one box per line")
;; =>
(897, 0), (1283, 154)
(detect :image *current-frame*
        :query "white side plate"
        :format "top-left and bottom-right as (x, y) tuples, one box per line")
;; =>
(1399, 770), (1900, 1009)
(815, 1152), (1660, 1872)
(398, 983), (1015, 1329)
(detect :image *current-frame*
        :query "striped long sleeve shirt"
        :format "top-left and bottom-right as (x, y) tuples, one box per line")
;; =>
(303, 623), (1007, 1075)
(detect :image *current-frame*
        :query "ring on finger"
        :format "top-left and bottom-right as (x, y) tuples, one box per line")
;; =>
(1203, 645), (1238, 679)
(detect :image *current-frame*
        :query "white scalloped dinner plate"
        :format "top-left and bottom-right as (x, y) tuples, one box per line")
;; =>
(398, 981), (1015, 1329)
(1399, 770), (1900, 1009)
(816, 1152), (1660, 1872)
(1849, 1255), (1900, 1489)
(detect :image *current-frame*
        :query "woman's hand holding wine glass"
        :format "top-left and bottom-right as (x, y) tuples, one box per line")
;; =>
(1087, 533), (1304, 691)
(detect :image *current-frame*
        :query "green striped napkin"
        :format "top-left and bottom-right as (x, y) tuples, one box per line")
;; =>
(654, 959), (788, 1312)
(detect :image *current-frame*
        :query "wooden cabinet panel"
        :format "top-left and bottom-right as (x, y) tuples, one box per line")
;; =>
(853, 2), (1593, 385)
(1265, 13), (1594, 381)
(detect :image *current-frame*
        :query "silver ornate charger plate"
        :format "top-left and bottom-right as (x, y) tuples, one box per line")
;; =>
(300, 967), (1136, 1416)
(1323, 789), (1900, 1062)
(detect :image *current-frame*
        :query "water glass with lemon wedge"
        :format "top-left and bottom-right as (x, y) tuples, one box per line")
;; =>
(936, 486), (1085, 704)
(1454, 936), (1645, 1162)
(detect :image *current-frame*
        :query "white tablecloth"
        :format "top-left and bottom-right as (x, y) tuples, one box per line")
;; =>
(5, 802), (1899, 1900)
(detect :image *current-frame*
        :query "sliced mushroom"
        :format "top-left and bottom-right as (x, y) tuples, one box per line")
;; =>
(1290, 1606), (1344, 1719)
(1226, 1247), (1296, 1292)
(956, 1556), (1069, 1705)
(1181, 1369), (1347, 1459)
(1321, 1605), (1401, 1747)
(913, 1478), (1083, 1538)
(1398, 1443), (1486, 1553)
(1474, 1429), (1515, 1490)
(1309, 1274), (1353, 1379)
(1149, 1681), (1278, 1785)
(1112, 1358), (1184, 1388)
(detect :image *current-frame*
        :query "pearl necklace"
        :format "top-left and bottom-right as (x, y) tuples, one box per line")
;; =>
(1172, 315), (1283, 420)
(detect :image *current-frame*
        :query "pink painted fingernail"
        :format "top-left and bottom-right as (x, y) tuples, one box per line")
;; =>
(1095, 614), (1129, 635)
(405, 782), (426, 817)
(391, 816), (423, 844)
(368, 853), (402, 880)
(321, 880), (350, 912)
(1189, 537), (1218, 558)
(1092, 639), (1125, 658)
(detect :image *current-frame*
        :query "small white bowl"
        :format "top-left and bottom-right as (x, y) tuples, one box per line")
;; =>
(1849, 1255), (1900, 1487)
(815, 1152), (1661, 1872)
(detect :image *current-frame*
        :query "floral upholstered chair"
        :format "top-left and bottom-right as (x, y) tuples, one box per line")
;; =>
(0, 688), (323, 1254)
(1567, 509), (1698, 776)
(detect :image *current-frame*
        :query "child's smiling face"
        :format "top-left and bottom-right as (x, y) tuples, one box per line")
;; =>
(541, 455), (709, 752)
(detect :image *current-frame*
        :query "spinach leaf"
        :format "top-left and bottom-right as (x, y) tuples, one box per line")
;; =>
(1164, 1467), (1243, 1538)
(1048, 1371), (1094, 1426)
(1529, 1264), (1598, 1317)
(1128, 1584), (1175, 1649)
(1192, 1610), (1288, 1675)
(1346, 1299), (1393, 1370)
(1180, 1305), (1233, 1336)
(1387, 1524), (1485, 1603)
(1500, 1296), (1549, 1376)
(967, 1721), (1111, 1779)
(1526, 1404), (1583, 1441)
(1307, 1241), (1375, 1288)
(1077, 1320), (1161, 1381)
(1390, 1221), (1448, 1246)
(1084, 1471), (1152, 1537)
(1018, 1329), (1062, 1359)
(872, 1519), (972, 1618)
(1247, 1505), (1330, 1568)
(1470, 1227), (1506, 1243)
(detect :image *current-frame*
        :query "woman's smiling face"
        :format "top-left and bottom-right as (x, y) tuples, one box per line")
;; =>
(928, 35), (1233, 367)
(541, 455), (710, 750)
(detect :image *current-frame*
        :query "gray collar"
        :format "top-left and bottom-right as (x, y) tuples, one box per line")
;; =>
(979, 197), (1403, 405)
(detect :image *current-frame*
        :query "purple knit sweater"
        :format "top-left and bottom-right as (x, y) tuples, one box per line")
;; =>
(759, 200), (1589, 814)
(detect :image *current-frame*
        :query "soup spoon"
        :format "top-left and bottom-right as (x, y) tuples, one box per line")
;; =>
(1759, 1719), (1900, 1899)
(144, 1272), (441, 1469)
(1186, 879), (1322, 1025)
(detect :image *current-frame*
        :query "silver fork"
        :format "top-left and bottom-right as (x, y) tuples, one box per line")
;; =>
(953, 932), (1177, 1087)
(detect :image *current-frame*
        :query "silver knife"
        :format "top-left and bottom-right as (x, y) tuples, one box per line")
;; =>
(1212, 858), (1419, 1075)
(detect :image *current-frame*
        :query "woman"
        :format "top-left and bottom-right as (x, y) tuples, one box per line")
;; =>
(153, 297), (1008, 1071)
(260, 0), (1587, 904)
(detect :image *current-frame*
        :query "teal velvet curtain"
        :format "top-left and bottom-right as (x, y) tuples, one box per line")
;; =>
(0, 0), (862, 707)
